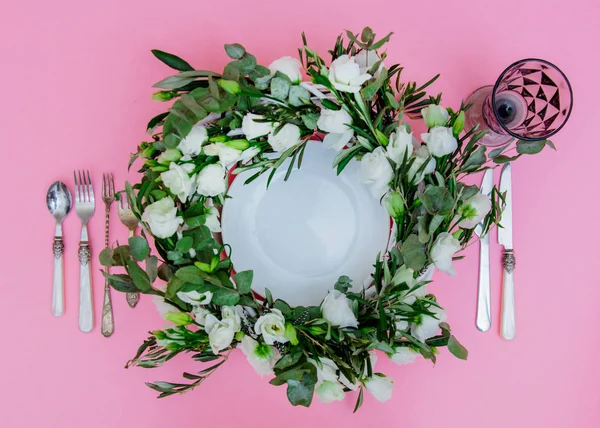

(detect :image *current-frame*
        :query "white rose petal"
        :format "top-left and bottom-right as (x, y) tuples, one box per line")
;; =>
(204, 314), (236, 355)
(192, 306), (210, 324)
(457, 192), (492, 229)
(161, 162), (195, 203)
(254, 309), (288, 345)
(430, 232), (461, 276)
(176, 290), (213, 306)
(364, 374), (394, 402)
(359, 147), (394, 198)
(411, 305), (447, 342)
(308, 357), (345, 403)
(386, 127), (414, 164)
(321, 290), (358, 328)
(328, 55), (372, 93)
(221, 306), (242, 332)
(421, 105), (449, 128)
(205, 206), (221, 233)
(268, 56), (303, 83)
(196, 164), (227, 197)
(242, 113), (273, 140)
(390, 347), (421, 365)
(202, 143), (220, 157)
(241, 146), (260, 162)
(178, 124), (208, 157)
(317, 108), (354, 151)
(240, 336), (280, 376)
(354, 50), (384, 77)
(422, 126), (458, 157)
(141, 197), (183, 239)
(407, 145), (436, 184)
(268, 123), (301, 152)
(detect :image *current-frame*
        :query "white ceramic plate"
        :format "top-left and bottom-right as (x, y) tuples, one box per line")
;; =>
(221, 141), (390, 306)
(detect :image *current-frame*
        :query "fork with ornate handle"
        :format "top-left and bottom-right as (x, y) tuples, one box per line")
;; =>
(101, 173), (115, 337)
(117, 193), (140, 308)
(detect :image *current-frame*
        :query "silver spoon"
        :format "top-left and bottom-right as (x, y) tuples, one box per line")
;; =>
(46, 181), (72, 316)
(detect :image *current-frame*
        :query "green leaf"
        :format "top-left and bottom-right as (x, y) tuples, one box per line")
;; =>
(362, 67), (388, 100)
(129, 236), (150, 261)
(157, 263), (174, 282)
(147, 112), (169, 132)
(463, 145), (487, 170)
(545, 140), (556, 150)
(224, 43), (246, 59)
(288, 85), (310, 106)
(153, 75), (196, 90)
(175, 266), (205, 284)
(459, 184), (479, 200)
(447, 335), (468, 360)
(400, 235), (426, 272)
(301, 113), (319, 130)
(420, 186), (454, 216)
(99, 248), (113, 267)
(185, 215), (206, 228)
(234, 270), (253, 294)
(273, 300), (292, 316)
(274, 352), (303, 371)
(127, 260), (152, 292)
(103, 272), (137, 293)
(334, 275), (352, 293)
(516, 139), (545, 155)
(488, 142), (511, 159)
(286, 367), (317, 407)
(203, 284), (239, 306)
(151, 49), (193, 71)
(270, 77), (290, 99)
(321, 98), (340, 110)
(112, 246), (131, 266)
(494, 154), (521, 164)
(146, 256), (159, 283)
(353, 387), (364, 413)
(175, 236), (193, 253)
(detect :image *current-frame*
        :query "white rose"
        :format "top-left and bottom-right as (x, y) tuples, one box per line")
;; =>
(242, 113), (273, 140)
(359, 147), (394, 198)
(457, 193), (492, 229)
(202, 143), (220, 157)
(205, 205), (221, 233)
(240, 335), (280, 376)
(192, 306), (210, 324)
(176, 290), (213, 305)
(241, 146), (260, 162)
(317, 108), (354, 151)
(160, 162), (195, 203)
(354, 50), (384, 77)
(422, 126), (458, 157)
(407, 145), (436, 184)
(411, 305), (447, 342)
(196, 164), (227, 197)
(268, 123), (301, 152)
(363, 374), (394, 402)
(254, 309), (288, 345)
(221, 305), (242, 332)
(202, 143), (242, 166)
(153, 296), (173, 321)
(268, 56), (303, 84)
(141, 197), (183, 239)
(309, 358), (345, 403)
(204, 314), (237, 355)
(421, 105), (449, 128)
(178, 124), (208, 157)
(430, 232), (461, 276)
(321, 289), (358, 328)
(389, 347), (420, 365)
(386, 127), (414, 164)
(328, 55), (372, 93)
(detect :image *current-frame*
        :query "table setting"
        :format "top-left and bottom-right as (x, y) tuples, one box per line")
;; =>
(3, 1), (598, 427)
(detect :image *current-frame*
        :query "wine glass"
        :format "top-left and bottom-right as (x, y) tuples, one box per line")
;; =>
(464, 58), (573, 147)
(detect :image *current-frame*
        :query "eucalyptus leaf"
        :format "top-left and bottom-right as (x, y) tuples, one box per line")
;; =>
(447, 335), (468, 360)
(129, 236), (150, 261)
(151, 49), (194, 71)
(420, 186), (454, 216)
(175, 266), (205, 285)
(271, 77), (290, 100)
(224, 43), (246, 59)
(175, 236), (193, 253)
(99, 248), (113, 267)
(234, 270), (253, 294)
(516, 139), (545, 155)
(103, 272), (137, 293)
(127, 260), (152, 292)
(400, 235), (426, 271)
(288, 85), (310, 106)
(146, 256), (159, 283)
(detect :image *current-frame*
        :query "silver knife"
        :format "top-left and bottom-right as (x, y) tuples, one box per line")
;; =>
(475, 169), (494, 332)
(499, 163), (516, 340)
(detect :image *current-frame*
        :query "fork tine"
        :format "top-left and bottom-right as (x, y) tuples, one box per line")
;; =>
(102, 173), (106, 198)
(78, 170), (85, 202)
(87, 170), (94, 203)
(109, 173), (115, 197)
(73, 171), (79, 202)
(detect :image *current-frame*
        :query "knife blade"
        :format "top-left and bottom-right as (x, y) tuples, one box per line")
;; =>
(475, 169), (494, 332)
(499, 163), (516, 340)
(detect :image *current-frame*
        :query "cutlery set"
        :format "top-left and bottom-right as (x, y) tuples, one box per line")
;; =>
(46, 171), (137, 336)
(476, 163), (516, 340)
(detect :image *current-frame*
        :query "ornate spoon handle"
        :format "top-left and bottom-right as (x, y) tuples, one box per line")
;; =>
(101, 208), (115, 337)
(52, 236), (65, 316)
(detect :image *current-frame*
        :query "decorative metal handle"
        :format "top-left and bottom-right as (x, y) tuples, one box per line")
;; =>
(126, 228), (140, 308)
(78, 239), (94, 333)
(500, 249), (516, 340)
(101, 208), (115, 337)
(476, 234), (491, 332)
(52, 236), (65, 316)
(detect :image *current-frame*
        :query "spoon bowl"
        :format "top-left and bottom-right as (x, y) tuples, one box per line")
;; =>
(47, 181), (72, 222)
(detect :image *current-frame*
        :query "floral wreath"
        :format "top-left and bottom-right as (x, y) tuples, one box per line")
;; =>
(100, 27), (551, 410)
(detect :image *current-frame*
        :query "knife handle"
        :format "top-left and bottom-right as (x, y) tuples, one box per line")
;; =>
(500, 249), (516, 340)
(476, 235), (491, 332)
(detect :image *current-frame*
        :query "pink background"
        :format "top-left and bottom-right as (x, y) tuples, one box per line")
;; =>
(2, 0), (599, 427)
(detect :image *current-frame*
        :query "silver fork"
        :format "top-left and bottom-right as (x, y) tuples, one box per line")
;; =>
(101, 173), (115, 337)
(117, 193), (140, 308)
(74, 170), (95, 333)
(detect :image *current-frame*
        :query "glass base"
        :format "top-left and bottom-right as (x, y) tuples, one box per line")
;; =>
(465, 86), (513, 147)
